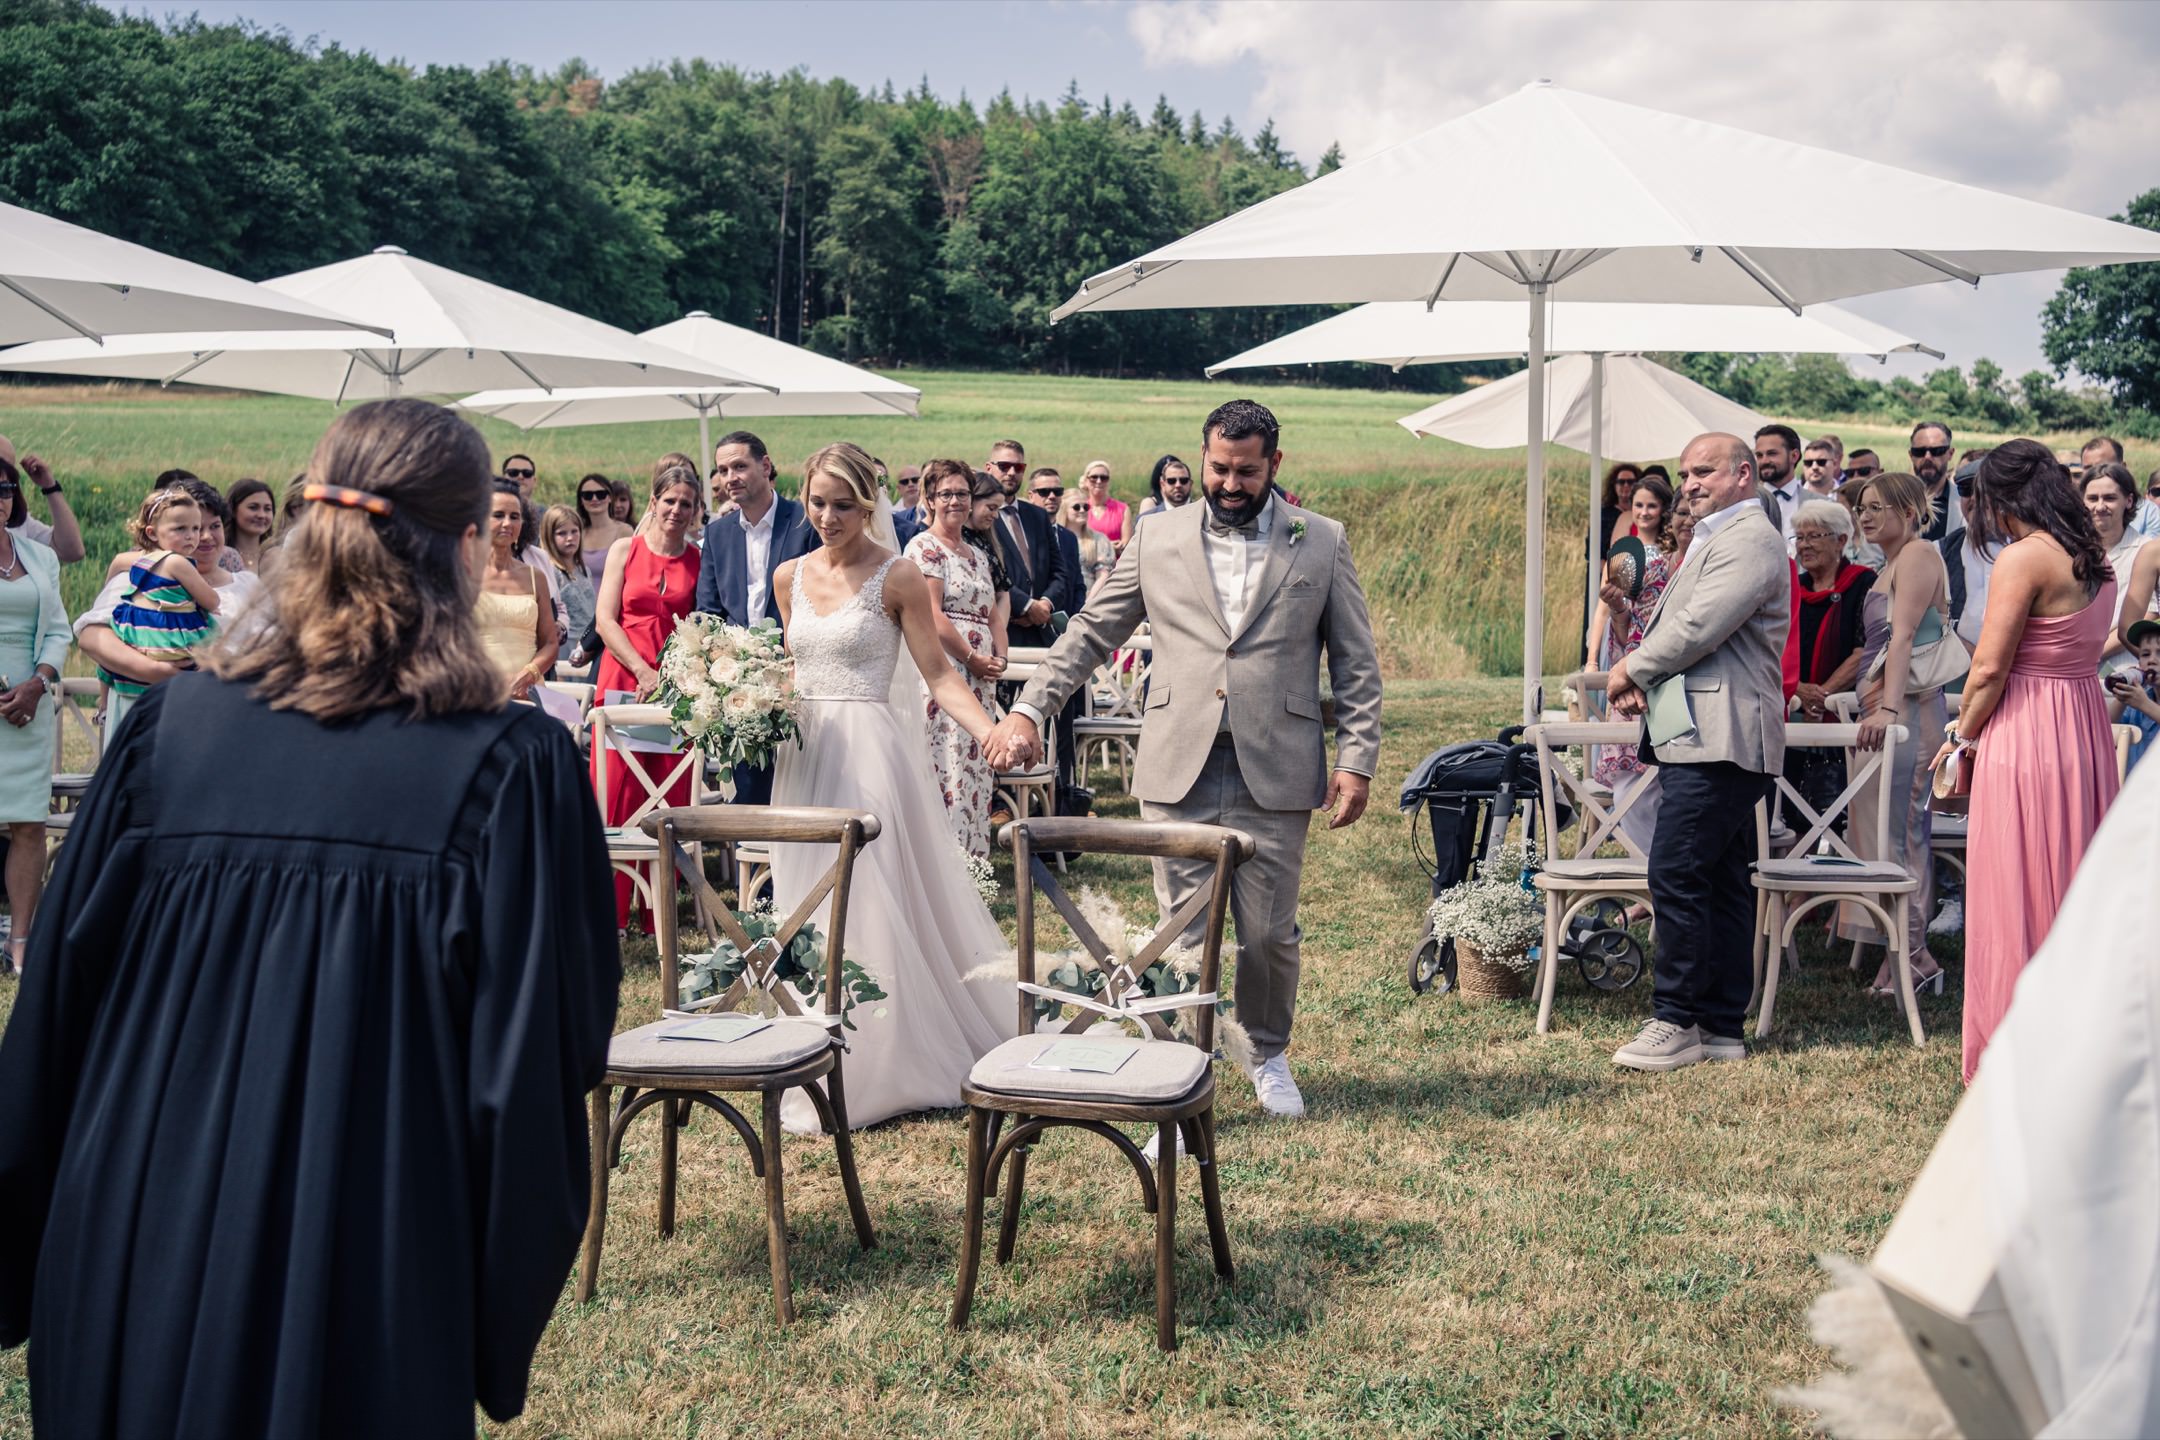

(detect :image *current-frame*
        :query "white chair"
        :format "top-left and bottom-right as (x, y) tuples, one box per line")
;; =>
(991, 659), (1060, 867)
(1524, 722), (1659, 1036)
(1073, 632), (1152, 788)
(590, 703), (707, 927)
(1752, 722), (1924, 1046)
(50, 677), (104, 811)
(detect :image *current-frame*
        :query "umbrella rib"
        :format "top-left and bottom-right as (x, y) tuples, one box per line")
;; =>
(1895, 249), (1982, 288)
(334, 353), (359, 406)
(1717, 248), (1803, 315)
(522, 399), (575, 430)
(1548, 249), (1615, 285)
(503, 352), (554, 394)
(1423, 254), (1461, 311)
(160, 350), (225, 386)
(868, 391), (920, 416)
(0, 277), (103, 344)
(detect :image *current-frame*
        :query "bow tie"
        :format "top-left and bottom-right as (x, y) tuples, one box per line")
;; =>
(1206, 517), (1259, 539)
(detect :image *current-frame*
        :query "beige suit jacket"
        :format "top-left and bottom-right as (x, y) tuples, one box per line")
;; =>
(1624, 502), (1791, 774)
(1017, 497), (1383, 811)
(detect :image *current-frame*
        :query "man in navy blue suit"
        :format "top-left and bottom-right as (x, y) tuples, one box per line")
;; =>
(695, 430), (818, 804)
(987, 440), (1068, 650)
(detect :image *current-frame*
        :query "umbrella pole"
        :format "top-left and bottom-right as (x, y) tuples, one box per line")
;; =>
(1585, 352), (1605, 671)
(1521, 283), (1548, 724)
(698, 408), (711, 471)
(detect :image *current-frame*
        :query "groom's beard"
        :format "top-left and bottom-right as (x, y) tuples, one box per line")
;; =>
(1206, 486), (1267, 529)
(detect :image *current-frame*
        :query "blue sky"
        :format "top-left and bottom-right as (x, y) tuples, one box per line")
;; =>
(97, 1), (2160, 383)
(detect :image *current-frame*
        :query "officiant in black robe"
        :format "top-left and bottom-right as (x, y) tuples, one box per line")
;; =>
(0, 400), (620, 1438)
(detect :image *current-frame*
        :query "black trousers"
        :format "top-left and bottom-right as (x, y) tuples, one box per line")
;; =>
(1647, 759), (1771, 1037)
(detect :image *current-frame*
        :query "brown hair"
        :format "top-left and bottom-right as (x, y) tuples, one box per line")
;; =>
(207, 399), (501, 722)
(126, 487), (203, 549)
(1600, 461), (1643, 509)
(1631, 475), (1676, 549)
(643, 455), (701, 534)
(1974, 438), (2110, 588)
(538, 504), (584, 577)
(919, 458), (976, 501)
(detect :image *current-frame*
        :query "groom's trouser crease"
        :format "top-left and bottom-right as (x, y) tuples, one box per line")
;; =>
(1144, 736), (1306, 1059)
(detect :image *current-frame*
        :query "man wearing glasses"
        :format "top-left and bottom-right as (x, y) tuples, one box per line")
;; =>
(1907, 421), (1962, 543)
(1027, 468), (1086, 616)
(1800, 439), (1841, 497)
(986, 440), (1062, 648)
(501, 454), (537, 500)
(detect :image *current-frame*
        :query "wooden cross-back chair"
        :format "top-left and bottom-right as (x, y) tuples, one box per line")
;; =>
(1073, 631), (1154, 788)
(49, 678), (104, 813)
(1751, 722), (1925, 1045)
(589, 703), (706, 926)
(1523, 722), (1659, 1036)
(579, 805), (881, 1324)
(951, 816), (1255, 1353)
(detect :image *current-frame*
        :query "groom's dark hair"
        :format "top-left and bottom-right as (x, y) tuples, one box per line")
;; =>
(1203, 399), (1279, 455)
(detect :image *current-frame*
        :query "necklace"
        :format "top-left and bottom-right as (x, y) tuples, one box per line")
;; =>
(0, 537), (20, 581)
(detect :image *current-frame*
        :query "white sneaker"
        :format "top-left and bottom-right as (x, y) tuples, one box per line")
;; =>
(1141, 1127), (1188, 1162)
(1249, 1054), (1306, 1118)
(1927, 898), (1964, 937)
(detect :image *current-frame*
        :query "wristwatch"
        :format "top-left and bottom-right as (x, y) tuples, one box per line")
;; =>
(37, 482), (59, 496)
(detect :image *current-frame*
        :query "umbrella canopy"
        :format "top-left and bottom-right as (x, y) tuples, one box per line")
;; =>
(457, 310), (921, 459)
(1398, 354), (1771, 457)
(0, 200), (390, 344)
(0, 248), (764, 400)
(1057, 81), (2160, 719)
(1206, 300), (1941, 375)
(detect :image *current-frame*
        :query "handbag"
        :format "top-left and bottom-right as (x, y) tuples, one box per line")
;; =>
(1929, 742), (1973, 814)
(1864, 632), (1970, 695)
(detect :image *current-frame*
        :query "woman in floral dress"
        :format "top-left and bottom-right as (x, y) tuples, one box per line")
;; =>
(904, 460), (1009, 859)
(1590, 477), (1675, 849)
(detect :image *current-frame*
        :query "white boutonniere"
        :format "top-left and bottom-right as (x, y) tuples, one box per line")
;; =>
(1288, 519), (1307, 546)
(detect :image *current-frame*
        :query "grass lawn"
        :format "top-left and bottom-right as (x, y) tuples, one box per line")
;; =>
(0, 677), (1960, 1435)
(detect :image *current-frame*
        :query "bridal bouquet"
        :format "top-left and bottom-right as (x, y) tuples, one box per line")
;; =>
(654, 615), (801, 779)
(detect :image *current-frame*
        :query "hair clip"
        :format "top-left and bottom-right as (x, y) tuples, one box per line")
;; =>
(300, 482), (396, 518)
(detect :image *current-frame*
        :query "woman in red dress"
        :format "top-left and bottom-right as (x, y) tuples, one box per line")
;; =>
(593, 458), (703, 925)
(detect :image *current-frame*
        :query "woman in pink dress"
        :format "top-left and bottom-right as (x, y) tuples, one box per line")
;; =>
(1079, 460), (1131, 551)
(1945, 439), (2121, 1083)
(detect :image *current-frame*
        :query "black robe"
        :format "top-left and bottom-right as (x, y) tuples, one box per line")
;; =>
(0, 673), (620, 1438)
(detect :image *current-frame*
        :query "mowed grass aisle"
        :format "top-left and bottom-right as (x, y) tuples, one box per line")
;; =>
(0, 679), (1962, 1436)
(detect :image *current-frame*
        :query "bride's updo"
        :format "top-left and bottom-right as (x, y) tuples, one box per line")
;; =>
(803, 441), (881, 504)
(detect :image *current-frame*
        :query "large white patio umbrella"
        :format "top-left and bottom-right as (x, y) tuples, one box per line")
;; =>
(1210, 299), (1939, 643)
(0, 247), (766, 400)
(457, 310), (922, 460)
(1399, 352), (1771, 454)
(1055, 81), (2160, 719)
(0, 200), (390, 344)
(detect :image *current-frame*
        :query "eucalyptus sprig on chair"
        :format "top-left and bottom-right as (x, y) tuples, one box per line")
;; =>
(678, 908), (887, 1031)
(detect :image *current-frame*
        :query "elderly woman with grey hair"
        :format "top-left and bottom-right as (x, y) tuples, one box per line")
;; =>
(1783, 497), (1877, 837)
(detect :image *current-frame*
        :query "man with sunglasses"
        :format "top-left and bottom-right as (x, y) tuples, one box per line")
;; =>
(1843, 450), (1882, 486)
(1800, 439), (1841, 497)
(1027, 468), (1086, 615)
(501, 454), (537, 499)
(1907, 421), (1962, 543)
(0, 436), (84, 565)
(986, 440), (1063, 649)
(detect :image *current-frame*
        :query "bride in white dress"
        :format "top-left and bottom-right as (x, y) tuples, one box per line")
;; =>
(770, 442), (1012, 1130)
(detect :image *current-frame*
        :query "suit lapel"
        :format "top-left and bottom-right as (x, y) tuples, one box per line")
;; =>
(1229, 501), (1294, 645)
(1642, 506), (1752, 636)
(763, 498), (796, 594)
(720, 519), (749, 619)
(1178, 506), (1232, 639)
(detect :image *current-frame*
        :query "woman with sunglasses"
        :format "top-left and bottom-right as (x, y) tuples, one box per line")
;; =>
(574, 472), (633, 585)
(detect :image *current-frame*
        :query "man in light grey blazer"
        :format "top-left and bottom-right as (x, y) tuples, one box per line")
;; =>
(989, 400), (1383, 1118)
(1607, 432), (1791, 1072)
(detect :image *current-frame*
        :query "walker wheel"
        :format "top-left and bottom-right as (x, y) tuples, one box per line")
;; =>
(1409, 932), (1456, 995)
(1573, 926), (1645, 992)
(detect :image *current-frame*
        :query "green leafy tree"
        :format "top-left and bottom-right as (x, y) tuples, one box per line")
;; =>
(2041, 188), (2160, 410)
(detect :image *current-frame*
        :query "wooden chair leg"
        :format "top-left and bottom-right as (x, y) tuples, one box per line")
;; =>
(995, 1125), (1029, 1265)
(1748, 890), (1770, 1017)
(822, 1066), (876, 1251)
(657, 1090), (679, 1237)
(1533, 898), (1561, 1035)
(760, 1088), (795, 1324)
(1755, 893), (1785, 1040)
(951, 1107), (989, 1331)
(576, 1086), (611, 1303)
(1892, 897), (1925, 1048)
(1154, 1119), (1179, 1352)
(1192, 1109), (1232, 1279)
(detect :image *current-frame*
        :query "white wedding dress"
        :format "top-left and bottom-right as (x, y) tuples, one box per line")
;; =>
(772, 553), (1011, 1130)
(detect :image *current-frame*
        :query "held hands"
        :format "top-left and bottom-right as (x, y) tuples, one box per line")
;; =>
(984, 713), (1040, 771)
(1322, 770), (1369, 829)
(967, 651), (1007, 682)
(1605, 656), (1645, 718)
(1021, 597), (1053, 627)
(1794, 681), (1830, 718)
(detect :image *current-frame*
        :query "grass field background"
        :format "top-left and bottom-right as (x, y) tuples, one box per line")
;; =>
(5, 370), (2141, 680)
(0, 371), (2079, 1434)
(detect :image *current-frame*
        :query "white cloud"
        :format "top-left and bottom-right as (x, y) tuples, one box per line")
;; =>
(1127, 0), (2160, 377)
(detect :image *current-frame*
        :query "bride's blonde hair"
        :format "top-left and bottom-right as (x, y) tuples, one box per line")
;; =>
(803, 442), (881, 505)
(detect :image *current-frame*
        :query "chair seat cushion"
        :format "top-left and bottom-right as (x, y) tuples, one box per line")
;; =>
(606, 1016), (831, 1076)
(968, 1034), (1210, 1104)
(603, 827), (657, 855)
(1537, 856), (1649, 883)
(1754, 857), (1916, 888)
(1073, 718), (1142, 735)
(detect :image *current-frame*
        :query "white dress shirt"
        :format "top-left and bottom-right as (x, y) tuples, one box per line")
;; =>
(1671, 495), (1749, 580)
(1764, 479), (1802, 543)
(740, 500), (777, 624)
(1201, 495), (1275, 634)
(2134, 496), (2160, 540)
(1957, 535), (1993, 651)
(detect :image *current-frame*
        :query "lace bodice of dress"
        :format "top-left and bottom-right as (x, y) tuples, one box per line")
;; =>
(788, 556), (903, 700)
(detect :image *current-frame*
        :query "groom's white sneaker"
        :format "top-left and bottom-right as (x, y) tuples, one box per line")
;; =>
(1249, 1054), (1306, 1118)
(1140, 1127), (1188, 1162)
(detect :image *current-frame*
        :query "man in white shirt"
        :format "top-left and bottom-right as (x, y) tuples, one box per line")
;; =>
(1753, 424), (1805, 542)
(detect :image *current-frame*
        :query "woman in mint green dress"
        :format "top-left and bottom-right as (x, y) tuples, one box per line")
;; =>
(0, 465), (75, 976)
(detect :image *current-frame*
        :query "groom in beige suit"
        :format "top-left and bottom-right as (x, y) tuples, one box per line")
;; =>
(1606, 432), (1791, 1072)
(990, 400), (1383, 1118)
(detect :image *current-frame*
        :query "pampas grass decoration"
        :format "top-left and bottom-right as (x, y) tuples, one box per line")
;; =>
(1776, 1254), (1961, 1439)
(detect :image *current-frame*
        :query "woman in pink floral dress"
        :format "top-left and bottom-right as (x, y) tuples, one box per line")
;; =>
(1589, 477), (1675, 848)
(904, 461), (1009, 859)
